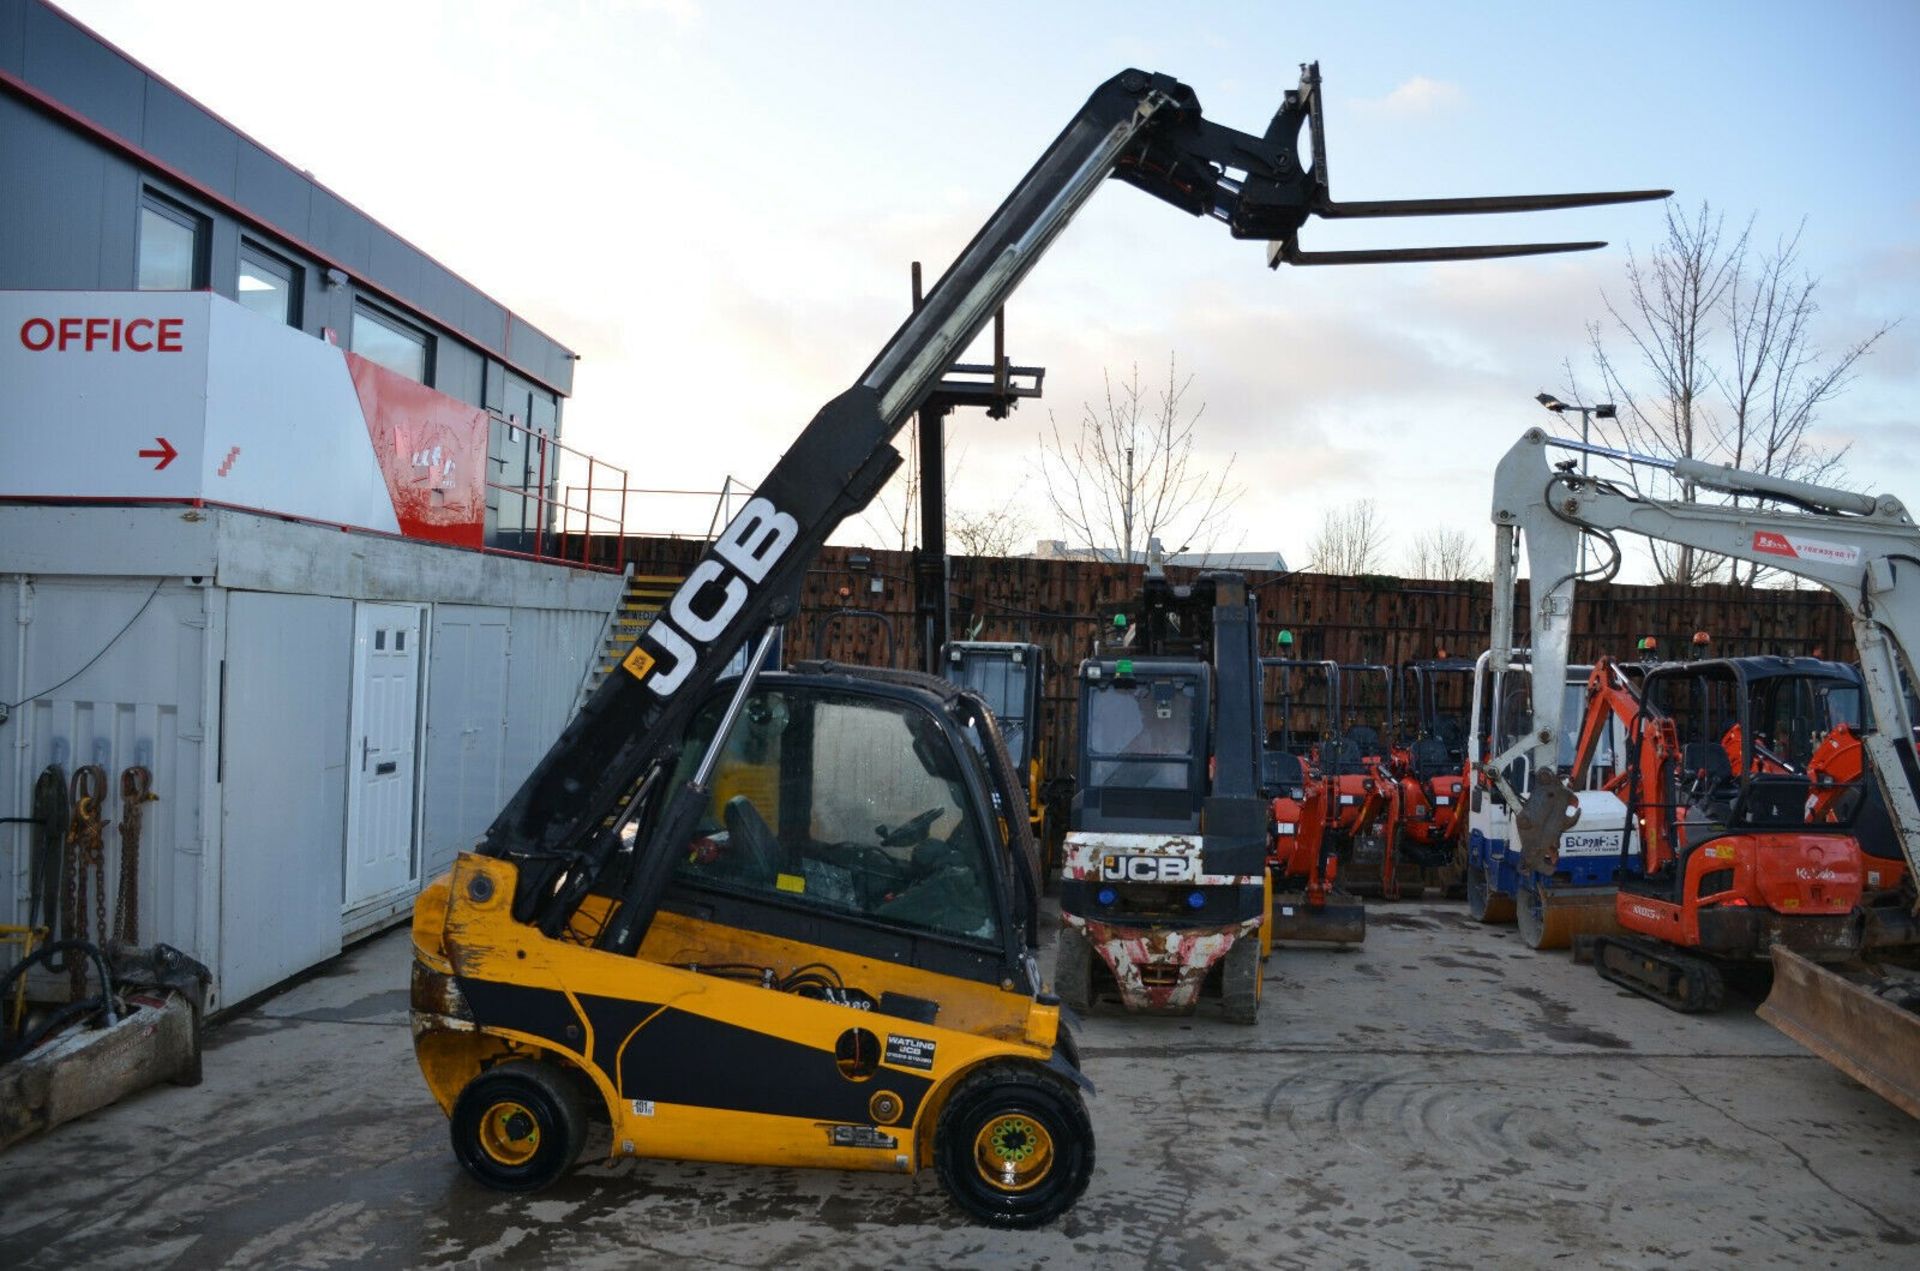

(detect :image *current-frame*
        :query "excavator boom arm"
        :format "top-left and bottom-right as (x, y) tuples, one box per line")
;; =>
(1490, 427), (1920, 887)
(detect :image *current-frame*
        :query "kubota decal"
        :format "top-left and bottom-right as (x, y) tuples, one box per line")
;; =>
(1751, 529), (1861, 566)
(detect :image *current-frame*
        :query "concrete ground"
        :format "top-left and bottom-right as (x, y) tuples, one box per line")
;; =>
(2, 903), (1916, 1270)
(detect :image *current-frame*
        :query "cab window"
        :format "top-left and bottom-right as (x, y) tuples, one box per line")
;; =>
(668, 685), (999, 944)
(1085, 679), (1197, 790)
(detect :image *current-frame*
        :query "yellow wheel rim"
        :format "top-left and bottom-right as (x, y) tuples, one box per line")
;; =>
(972, 1112), (1055, 1193)
(477, 1099), (541, 1167)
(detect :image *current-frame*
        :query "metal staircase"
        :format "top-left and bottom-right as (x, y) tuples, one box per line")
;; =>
(575, 570), (684, 711)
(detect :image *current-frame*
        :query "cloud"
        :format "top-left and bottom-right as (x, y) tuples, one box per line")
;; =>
(1355, 76), (1465, 117)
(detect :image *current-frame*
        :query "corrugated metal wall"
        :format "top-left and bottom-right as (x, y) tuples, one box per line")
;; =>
(1, 559), (617, 1008)
(0, 576), (215, 967)
(423, 607), (510, 880)
(501, 606), (604, 793)
(220, 591), (352, 1004)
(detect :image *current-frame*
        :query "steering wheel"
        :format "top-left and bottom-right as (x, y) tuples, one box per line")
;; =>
(877, 806), (943, 848)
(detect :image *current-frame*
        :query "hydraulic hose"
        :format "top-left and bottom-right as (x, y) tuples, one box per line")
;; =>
(0, 937), (116, 1066)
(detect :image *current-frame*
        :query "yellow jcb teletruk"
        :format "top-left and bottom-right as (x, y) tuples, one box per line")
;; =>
(408, 63), (1665, 1226)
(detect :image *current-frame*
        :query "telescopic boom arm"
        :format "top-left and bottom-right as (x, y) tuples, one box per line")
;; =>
(486, 67), (1669, 946)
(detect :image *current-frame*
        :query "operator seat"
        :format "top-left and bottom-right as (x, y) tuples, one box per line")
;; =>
(1263, 749), (1307, 795)
(1677, 743), (1737, 849)
(1409, 737), (1452, 780)
(723, 795), (784, 883)
(1323, 737), (1365, 776)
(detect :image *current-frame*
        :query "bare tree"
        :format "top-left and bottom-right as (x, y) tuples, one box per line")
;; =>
(1404, 527), (1487, 581)
(1574, 200), (1891, 584)
(949, 495), (1032, 558)
(1306, 498), (1389, 575)
(858, 424), (926, 552)
(1039, 355), (1240, 562)
(1714, 223), (1886, 583)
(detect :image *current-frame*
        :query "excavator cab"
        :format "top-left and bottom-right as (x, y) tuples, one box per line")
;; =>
(411, 663), (1096, 1227)
(1260, 655), (1368, 944)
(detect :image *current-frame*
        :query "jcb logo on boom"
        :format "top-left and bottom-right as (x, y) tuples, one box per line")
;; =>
(1100, 855), (1200, 884)
(622, 497), (798, 698)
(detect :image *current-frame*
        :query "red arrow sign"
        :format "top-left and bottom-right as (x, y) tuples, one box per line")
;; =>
(138, 436), (178, 471)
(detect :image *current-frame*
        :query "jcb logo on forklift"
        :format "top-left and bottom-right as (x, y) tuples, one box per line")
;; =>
(1100, 854), (1200, 883)
(623, 497), (799, 697)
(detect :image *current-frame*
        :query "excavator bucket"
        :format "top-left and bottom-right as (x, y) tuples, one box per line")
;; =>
(1758, 947), (1920, 1119)
(1270, 893), (1367, 945)
(1262, 63), (1670, 267)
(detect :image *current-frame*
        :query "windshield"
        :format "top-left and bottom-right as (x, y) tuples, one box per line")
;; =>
(1085, 678), (1199, 794)
(1086, 680), (1196, 758)
(664, 684), (1002, 944)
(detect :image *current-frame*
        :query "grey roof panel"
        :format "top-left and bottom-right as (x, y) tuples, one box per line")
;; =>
(2, 0), (26, 77)
(366, 224), (422, 305)
(233, 140), (311, 238)
(21, 1), (142, 139)
(142, 78), (237, 198)
(308, 187), (372, 275)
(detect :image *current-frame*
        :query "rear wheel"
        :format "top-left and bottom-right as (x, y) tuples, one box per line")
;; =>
(449, 1061), (590, 1192)
(1053, 925), (1093, 1013)
(1222, 935), (1262, 1025)
(934, 1063), (1095, 1228)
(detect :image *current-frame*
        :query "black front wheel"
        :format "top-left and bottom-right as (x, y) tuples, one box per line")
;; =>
(934, 1063), (1095, 1228)
(450, 1060), (591, 1192)
(1466, 858), (1516, 924)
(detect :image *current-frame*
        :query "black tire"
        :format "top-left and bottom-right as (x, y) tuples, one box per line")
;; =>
(1221, 934), (1262, 1025)
(1053, 925), (1093, 1013)
(934, 1063), (1095, 1229)
(450, 1060), (591, 1193)
(1466, 858), (1516, 924)
(1516, 876), (1547, 949)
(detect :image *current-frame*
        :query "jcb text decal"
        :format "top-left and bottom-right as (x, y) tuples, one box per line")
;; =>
(625, 497), (798, 697)
(1100, 854), (1201, 883)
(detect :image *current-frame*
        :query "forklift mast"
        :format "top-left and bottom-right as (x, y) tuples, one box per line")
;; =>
(480, 69), (1666, 948)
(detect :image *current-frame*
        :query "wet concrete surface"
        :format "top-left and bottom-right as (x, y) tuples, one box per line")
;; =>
(3, 902), (1917, 1269)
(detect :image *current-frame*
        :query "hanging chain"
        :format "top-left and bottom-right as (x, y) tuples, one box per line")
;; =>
(63, 765), (110, 1000)
(116, 766), (156, 947)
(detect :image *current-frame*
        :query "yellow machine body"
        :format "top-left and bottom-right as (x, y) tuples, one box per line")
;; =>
(411, 854), (1064, 1175)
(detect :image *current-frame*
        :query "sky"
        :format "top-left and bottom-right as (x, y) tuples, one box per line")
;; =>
(59, 0), (1920, 577)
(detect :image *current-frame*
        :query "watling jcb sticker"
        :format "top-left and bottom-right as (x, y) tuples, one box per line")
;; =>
(622, 644), (657, 681)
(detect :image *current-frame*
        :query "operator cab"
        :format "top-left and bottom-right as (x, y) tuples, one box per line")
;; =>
(1258, 656), (1340, 796)
(941, 641), (1045, 795)
(1400, 657), (1477, 778)
(643, 665), (1042, 990)
(1643, 657), (1866, 857)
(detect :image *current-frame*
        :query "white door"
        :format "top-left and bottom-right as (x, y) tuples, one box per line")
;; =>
(346, 602), (424, 909)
